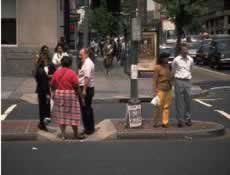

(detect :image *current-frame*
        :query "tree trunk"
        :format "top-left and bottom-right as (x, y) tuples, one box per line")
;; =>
(176, 20), (183, 55)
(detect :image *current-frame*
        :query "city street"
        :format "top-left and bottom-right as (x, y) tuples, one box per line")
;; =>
(2, 59), (230, 175)
(2, 138), (230, 175)
(2, 0), (230, 174)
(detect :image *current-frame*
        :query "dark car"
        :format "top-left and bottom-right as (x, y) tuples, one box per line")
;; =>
(195, 44), (211, 65)
(208, 36), (230, 69)
(188, 41), (201, 59)
(160, 45), (176, 66)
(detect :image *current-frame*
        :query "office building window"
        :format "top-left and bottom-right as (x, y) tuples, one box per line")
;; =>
(1, 0), (16, 45)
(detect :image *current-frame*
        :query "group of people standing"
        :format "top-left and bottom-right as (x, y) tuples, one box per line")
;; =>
(34, 44), (95, 140)
(34, 41), (193, 140)
(153, 44), (193, 128)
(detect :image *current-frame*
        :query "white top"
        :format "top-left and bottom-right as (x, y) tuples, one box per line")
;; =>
(52, 52), (68, 67)
(172, 55), (194, 80)
(79, 57), (95, 87)
(44, 66), (49, 75)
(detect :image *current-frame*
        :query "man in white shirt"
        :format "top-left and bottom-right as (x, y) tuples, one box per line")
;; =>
(172, 45), (193, 127)
(79, 48), (95, 134)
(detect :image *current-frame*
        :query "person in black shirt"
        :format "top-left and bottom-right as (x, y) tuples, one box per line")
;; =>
(35, 53), (56, 131)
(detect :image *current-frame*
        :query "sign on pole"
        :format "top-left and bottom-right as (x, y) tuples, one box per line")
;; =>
(132, 18), (141, 41)
(131, 64), (138, 79)
(126, 104), (142, 128)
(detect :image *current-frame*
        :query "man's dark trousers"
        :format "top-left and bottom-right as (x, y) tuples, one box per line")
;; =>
(80, 87), (95, 133)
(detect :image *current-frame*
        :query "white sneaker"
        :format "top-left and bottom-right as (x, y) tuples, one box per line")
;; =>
(43, 117), (51, 125)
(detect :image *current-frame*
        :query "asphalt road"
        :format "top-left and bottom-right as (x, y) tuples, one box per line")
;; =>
(2, 64), (230, 175)
(2, 138), (230, 175)
(2, 87), (230, 129)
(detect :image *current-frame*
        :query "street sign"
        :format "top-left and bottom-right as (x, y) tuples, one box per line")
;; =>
(131, 64), (138, 79)
(132, 18), (141, 41)
(126, 104), (142, 128)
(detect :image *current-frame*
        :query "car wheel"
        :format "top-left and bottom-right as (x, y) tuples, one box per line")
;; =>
(210, 58), (216, 69)
(217, 62), (222, 70)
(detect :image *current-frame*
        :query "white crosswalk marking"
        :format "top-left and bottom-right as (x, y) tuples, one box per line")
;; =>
(194, 99), (212, 107)
(214, 110), (230, 120)
(1, 104), (17, 120)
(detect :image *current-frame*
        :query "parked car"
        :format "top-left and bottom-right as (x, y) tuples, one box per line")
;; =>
(208, 35), (230, 69)
(200, 38), (212, 46)
(195, 44), (211, 65)
(188, 41), (201, 58)
(160, 45), (176, 66)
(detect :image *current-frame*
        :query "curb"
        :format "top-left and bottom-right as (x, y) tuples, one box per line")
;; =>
(111, 119), (225, 140)
(2, 133), (38, 141)
(93, 89), (209, 104)
(1, 120), (38, 142)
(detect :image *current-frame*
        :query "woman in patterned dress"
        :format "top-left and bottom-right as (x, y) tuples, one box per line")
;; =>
(51, 56), (85, 140)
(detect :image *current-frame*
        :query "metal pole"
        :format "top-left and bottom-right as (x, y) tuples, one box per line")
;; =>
(130, 5), (141, 101)
(130, 40), (139, 100)
(83, 0), (89, 48)
(125, 2), (142, 128)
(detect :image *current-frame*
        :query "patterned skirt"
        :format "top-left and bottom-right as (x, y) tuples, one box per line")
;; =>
(52, 90), (81, 126)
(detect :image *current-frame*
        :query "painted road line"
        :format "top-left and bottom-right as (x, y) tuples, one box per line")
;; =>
(194, 65), (230, 77)
(197, 98), (222, 101)
(194, 99), (212, 107)
(210, 86), (230, 90)
(1, 104), (17, 120)
(214, 110), (230, 120)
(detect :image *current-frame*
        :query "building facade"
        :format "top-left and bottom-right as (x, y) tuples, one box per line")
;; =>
(1, 0), (74, 76)
(202, 0), (230, 35)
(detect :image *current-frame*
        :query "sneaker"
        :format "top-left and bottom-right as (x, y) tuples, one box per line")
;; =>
(43, 117), (51, 125)
(38, 122), (48, 132)
(185, 119), (192, 126)
(162, 124), (168, 128)
(177, 121), (183, 128)
(74, 134), (86, 140)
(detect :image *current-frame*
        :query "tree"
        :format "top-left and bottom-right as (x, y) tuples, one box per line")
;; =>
(88, 1), (123, 37)
(154, 0), (208, 50)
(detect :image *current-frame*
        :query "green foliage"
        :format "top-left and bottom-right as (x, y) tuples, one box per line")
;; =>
(89, 1), (124, 37)
(154, 0), (208, 45)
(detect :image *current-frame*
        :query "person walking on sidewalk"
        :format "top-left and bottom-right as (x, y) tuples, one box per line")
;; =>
(79, 48), (95, 135)
(103, 39), (114, 75)
(172, 44), (194, 127)
(153, 53), (172, 128)
(52, 43), (68, 69)
(34, 53), (56, 131)
(51, 56), (85, 140)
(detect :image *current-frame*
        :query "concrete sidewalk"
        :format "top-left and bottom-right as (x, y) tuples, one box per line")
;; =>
(1, 58), (205, 104)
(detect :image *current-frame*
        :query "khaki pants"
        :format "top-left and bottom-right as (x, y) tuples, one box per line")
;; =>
(153, 90), (172, 125)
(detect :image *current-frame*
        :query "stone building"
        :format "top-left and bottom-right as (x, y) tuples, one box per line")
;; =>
(202, 0), (230, 35)
(1, 0), (73, 76)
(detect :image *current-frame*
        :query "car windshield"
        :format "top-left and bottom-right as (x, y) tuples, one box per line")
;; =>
(189, 42), (201, 49)
(216, 40), (230, 51)
(160, 48), (175, 56)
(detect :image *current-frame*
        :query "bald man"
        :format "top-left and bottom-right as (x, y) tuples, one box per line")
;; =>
(79, 48), (95, 134)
